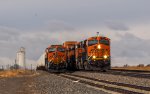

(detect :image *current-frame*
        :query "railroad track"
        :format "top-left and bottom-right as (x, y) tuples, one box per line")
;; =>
(75, 69), (150, 79)
(56, 73), (150, 94)
(108, 69), (150, 79)
(110, 69), (150, 73)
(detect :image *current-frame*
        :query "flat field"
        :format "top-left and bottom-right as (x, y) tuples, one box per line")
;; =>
(112, 66), (150, 71)
(0, 70), (35, 78)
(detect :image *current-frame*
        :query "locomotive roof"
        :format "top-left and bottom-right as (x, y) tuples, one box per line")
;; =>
(87, 36), (110, 40)
(47, 45), (63, 49)
(63, 41), (77, 44)
(51, 45), (62, 47)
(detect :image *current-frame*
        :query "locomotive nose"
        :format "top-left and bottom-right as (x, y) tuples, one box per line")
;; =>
(53, 52), (58, 57)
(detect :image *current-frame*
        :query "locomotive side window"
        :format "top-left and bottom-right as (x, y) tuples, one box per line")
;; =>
(57, 47), (65, 52)
(88, 39), (98, 46)
(49, 48), (56, 52)
(100, 39), (109, 45)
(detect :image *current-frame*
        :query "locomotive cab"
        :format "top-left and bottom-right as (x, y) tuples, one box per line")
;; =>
(45, 45), (67, 70)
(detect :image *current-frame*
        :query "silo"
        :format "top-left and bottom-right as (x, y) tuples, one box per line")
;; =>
(16, 47), (25, 69)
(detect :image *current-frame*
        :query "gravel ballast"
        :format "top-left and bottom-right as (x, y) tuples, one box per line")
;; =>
(31, 71), (108, 94)
(0, 71), (109, 94)
(71, 71), (150, 88)
(1, 70), (149, 94)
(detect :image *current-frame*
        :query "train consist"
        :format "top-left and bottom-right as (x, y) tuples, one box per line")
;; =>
(37, 32), (111, 71)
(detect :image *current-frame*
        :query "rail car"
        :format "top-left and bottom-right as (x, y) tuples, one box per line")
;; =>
(36, 53), (46, 70)
(75, 32), (111, 71)
(45, 45), (67, 71)
(63, 41), (77, 70)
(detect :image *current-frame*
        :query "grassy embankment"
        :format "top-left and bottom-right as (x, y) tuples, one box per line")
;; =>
(0, 70), (36, 78)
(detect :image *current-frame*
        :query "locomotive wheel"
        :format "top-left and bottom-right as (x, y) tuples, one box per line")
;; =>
(47, 63), (51, 71)
(65, 62), (68, 69)
(101, 69), (106, 72)
(79, 62), (83, 69)
(75, 62), (79, 70)
(84, 61), (90, 70)
(56, 64), (59, 70)
(45, 63), (48, 70)
(66, 62), (70, 70)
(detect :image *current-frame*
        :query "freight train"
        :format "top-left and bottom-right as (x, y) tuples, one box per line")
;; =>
(37, 32), (111, 72)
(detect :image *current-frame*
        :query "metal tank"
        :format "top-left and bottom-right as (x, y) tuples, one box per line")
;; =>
(16, 47), (25, 69)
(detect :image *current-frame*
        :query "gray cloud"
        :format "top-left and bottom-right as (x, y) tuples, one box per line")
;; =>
(105, 21), (129, 31)
(0, 0), (150, 67)
(111, 33), (150, 66)
(0, 24), (150, 68)
(0, 22), (78, 68)
(42, 20), (75, 32)
(112, 33), (147, 57)
(0, 0), (150, 29)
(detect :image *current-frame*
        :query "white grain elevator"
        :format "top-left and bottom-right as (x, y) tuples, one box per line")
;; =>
(16, 47), (26, 69)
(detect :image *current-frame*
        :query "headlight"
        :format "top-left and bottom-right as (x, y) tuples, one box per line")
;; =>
(97, 45), (101, 49)
(103, 55), (107, 59)
(93, 55), (96, 59)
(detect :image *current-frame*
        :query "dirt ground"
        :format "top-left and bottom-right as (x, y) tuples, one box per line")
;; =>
(0, 70), (35, 78)
(0, 70), (38, 94)
(0, 70), (107, 94)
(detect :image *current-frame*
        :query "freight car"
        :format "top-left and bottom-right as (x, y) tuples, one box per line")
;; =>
(45, 45), (67, 71)
(36, 53), (46, 70)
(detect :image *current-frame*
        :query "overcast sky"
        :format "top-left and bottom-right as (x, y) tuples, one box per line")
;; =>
(0, 0), (150, 68)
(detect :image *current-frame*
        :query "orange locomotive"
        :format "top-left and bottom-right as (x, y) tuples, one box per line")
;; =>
(45, 45), (67, 70)
(75, 32), (111, 71)
(63, 41), (77, 70)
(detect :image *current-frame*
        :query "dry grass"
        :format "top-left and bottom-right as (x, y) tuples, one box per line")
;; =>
(0, 70), (34, 78)
(112, 66), (150, 71)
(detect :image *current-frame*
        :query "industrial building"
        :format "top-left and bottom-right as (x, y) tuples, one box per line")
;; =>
(16, 47), (26, 69)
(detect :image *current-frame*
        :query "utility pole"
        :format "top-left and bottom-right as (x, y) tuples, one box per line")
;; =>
(15, 59), (17, 70)
(2, 65), (4, 70)
(31, 64), (32, 72)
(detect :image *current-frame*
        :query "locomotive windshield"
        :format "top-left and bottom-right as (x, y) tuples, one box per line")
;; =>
(100, 39), (109, 45)
(88, 39), (98, 46)
(57, 47), (65, 52)
(49, 48), (56, 52)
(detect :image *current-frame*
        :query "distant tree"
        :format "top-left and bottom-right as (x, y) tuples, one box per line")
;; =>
(10, 66), (14, 70)
(146, 64), (150, 67)
(10, 64), (20, 70)
(114, 66), (118, 68)
(14, 64), (19, 69)
(137, 64), (144, 67)
(0, 66), (4, 71)
(123, 64), (129, 67)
